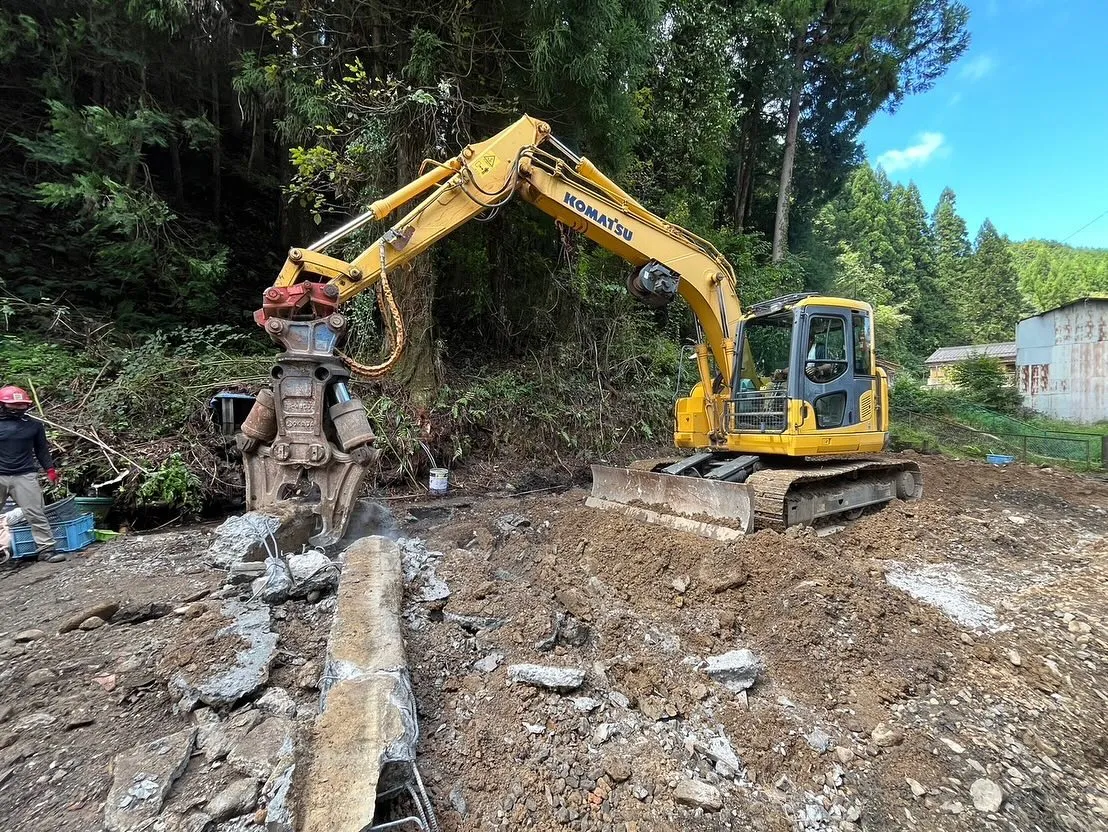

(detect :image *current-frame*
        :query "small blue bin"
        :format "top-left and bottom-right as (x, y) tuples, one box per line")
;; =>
(986, 453), (1015, 465)
(9, 513), (96, 559)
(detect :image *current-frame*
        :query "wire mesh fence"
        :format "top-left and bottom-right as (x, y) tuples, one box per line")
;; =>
(897, 410), (1103, 470)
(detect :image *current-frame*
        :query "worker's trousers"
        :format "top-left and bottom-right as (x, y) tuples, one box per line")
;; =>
(0, 474), (54, 549)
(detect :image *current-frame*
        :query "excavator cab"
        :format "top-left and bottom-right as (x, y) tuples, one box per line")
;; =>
(728, 292), (886, 452)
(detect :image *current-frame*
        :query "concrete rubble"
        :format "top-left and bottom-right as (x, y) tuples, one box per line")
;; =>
(103, 728), (197, 832)
(206, 504), (316, 569)
(169, 602), (278, 711)
(508, 663), (587, 692)
(704, 648), (761, 692)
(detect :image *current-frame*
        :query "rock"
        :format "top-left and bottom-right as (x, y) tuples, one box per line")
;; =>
(572, 697), (601, 713)
(103, 728), (197, 832)
(905, 777), (927, 797)
(226, 716), (294, 779)
(169, 602), (278, 711)
(473, 652), (505, 674)
(257, 687), (297, 718)
(941, 801), (965, 815)
(871, 723), (904, 747)
(846, 803), (862, 822)
(507, 664), (585, 692)
(58, 602), (121, 633)
(205, 778), (260, 822)
(696, 735), (742, 774)
(806, 727), (833, 753)
(704, 648), (760, 692)
(709, 571), (748, 594)
(287, 550), (339, 599)
(79, 616), (106, 631)
(1006, 649), (1022, 667)
(207, 504), (316, 569)
(834, 746), (855, 764)
(940, 737), (966, 754)
(26, 668), (57, 687)
(970, 778), (1004, 813)
(14, 629), (45, 642)
(494, 513), (531, 534)
(608, 691), (631, 709)
(672, 780), (722, 812)
(672, 576), (689, 593)
(449, 785), (468, 817)
(296, 662), (320, 692)
(592, 723), (613, 745)
(554, 588), (592, 619)
(603, 757), (632, 783)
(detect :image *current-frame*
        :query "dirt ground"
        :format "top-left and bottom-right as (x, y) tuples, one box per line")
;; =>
(0, 454), (1106, 831)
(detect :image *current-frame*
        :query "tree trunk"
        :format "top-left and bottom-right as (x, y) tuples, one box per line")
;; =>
(387, 126), (440, 404)
(772, 47), (805, 263)
(733, 103), (760, 231)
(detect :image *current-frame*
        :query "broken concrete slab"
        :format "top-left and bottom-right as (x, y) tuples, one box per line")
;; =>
(227, 715), (295, 779)
(207, 504), (316, 569)
(103, 727), (197, 832)
(299, 536), (421, 831)
(169, 602), (278, 711)
(193, 707), (263, 762)
(673, 779), (723, 811)
(204, 778), (259, 823)
(287, 550), (339, 598)
(508, 664), (586, 692)
(704, 648), (761, 692)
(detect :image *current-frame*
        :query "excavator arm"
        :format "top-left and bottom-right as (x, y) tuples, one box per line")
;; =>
(242, 115), (746, 543)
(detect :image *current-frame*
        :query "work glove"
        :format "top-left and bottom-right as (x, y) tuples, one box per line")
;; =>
(46, 469), (59, 484)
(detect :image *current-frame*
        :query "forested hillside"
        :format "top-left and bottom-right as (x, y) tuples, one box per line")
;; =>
(810, 166), (1108, 366)
(2, 0), (1100, 506)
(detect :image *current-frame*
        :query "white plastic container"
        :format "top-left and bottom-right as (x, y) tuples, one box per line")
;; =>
(429, 468), (449, 495)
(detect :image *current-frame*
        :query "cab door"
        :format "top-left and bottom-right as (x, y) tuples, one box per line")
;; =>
(796, 308), (873, 430)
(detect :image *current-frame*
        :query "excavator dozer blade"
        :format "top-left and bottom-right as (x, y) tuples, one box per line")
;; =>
(585, 465), (754, 542)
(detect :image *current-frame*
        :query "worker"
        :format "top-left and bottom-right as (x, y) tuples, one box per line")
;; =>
(0, 386), (63, 562)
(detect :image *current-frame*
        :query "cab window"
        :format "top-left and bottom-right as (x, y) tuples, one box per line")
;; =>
(852, 312), (873, 375)
(804, 316), (847, 384)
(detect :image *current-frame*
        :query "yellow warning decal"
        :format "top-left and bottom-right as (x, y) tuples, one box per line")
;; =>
(474, 152), (498, 175)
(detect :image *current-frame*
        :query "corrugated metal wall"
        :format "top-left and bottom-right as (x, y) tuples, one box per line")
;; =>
(1016, 300), (1108, 423)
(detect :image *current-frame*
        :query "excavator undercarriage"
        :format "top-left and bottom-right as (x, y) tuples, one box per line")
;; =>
(589, 455), (922, 536)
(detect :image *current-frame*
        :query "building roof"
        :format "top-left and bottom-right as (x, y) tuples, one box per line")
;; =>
(1020, 295), (1108, 321)
(925, 342), (1017, 365)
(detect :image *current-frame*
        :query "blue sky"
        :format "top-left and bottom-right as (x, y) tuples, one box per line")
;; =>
(861, 0), (1108, 248)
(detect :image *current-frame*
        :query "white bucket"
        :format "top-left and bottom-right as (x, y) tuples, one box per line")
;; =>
(429, 468), (449, 495)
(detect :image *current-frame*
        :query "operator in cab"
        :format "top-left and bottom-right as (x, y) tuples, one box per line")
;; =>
(0, 386), (64, 562)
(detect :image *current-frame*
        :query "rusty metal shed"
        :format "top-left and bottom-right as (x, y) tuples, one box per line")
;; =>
(1016, 297), (1108, 423)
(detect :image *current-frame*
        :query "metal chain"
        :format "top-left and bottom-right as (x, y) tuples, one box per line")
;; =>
(339, 241), (407, 379)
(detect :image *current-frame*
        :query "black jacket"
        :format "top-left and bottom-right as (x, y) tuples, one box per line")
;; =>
(0, 414), (55, 476)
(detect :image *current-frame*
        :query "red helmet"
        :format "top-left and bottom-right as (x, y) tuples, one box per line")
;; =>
(0, 386), (32, 407)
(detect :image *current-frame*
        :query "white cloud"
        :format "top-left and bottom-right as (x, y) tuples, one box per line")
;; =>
(875, 132), (947, 173)
(959, 54), (997, 81)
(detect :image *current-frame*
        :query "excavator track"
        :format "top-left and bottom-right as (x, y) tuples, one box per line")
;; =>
(590, 456), (922, 537)
(747, 458), (922, 529)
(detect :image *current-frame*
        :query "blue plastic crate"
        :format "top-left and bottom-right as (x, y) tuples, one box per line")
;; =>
(986, 453), (1016, 465)
(9, 513), (96, 559)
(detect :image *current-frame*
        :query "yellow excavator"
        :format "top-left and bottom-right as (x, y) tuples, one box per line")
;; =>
(238, 115), (921, 545)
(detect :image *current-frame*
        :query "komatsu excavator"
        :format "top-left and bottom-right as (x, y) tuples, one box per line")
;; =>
(239, 115), (921, 545)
